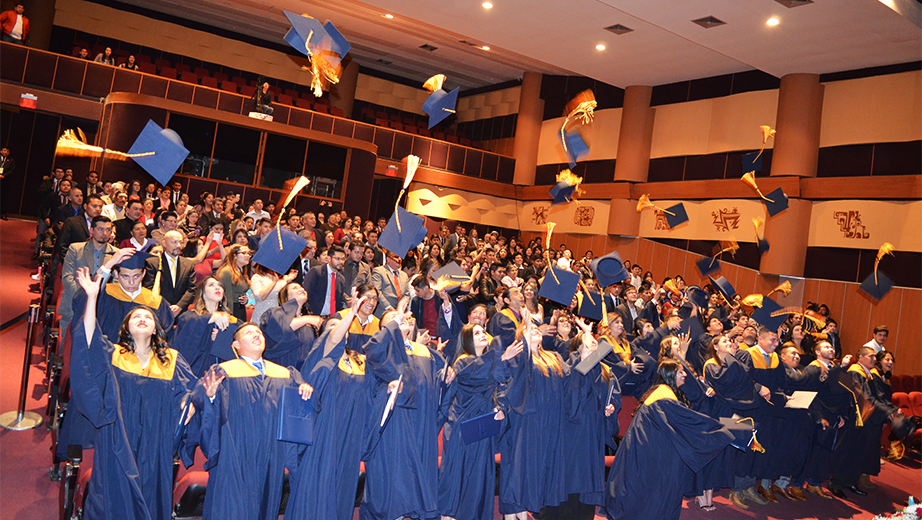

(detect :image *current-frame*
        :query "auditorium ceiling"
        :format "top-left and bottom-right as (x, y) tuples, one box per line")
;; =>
(115, 0), (921, 89)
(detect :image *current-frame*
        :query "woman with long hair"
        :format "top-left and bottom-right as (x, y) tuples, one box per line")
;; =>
(140, 198), (156, 226)
(601, 314), (654, 399)
(522, 281), (544, 324)
(215, 244), (251, 322)
(285, 291), (375, 520)
(128, 179), (143, 200)
(71, 267), (195, 520)
(498, 309), (569, 519)
(554, 324), (620, 518)
(258, 282), (322, 369)
(439, 324), (522, 520)
(168, 276), (237, 376)
(250, 263), (296, 324)
(332, 283), (380, 351)
(604, 359), (734, 520)
(180, 210), (202, 239)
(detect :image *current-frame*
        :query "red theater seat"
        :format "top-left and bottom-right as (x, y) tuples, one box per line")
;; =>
(213, 71), (229, 83)
(155, 58), (172, 69)
(138, 62), (157, 75)
(179, 71), (198, 84)
(330, 106), (345, 118)
(220, 81), (238, 94)
(239, 85), (255, 97)
(194, 67), (210, 78)
(159, 67), (178, 80)
(277, 94), (293, 106)
(175, 63), (191, 74)
(200, 76), (218, 88)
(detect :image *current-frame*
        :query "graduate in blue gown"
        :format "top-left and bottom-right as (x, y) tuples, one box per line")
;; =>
(259, 282), (322, 369)
(497, 308), (570, 517)
(604, 359), (734, 520)
(488, 286), (524, 348)
(601, 314), (655, 399)
(286, 289), (375, 520)
(360, 297), (451, 520)
(438, 325), (522, 520)
(70, 267), (195, 520)
(332, 283), (381, 353)
(168, 276), (238, 377)
(196, 322), (313, 520)
(560, 320), (621, 516)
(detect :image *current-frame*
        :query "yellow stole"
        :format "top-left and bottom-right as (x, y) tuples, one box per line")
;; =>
(106, 283), (162, 307)
(500, 308), (521, 329)
(338, 352), (366, 375)
(745, 345), (779, 369)
(644, 385), (678, 405)
(336, 309), (381, 335)
(220, 358), (290, 378)
(111, 347), (178, 380)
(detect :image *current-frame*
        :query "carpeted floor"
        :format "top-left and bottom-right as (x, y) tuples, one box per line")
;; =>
(1, 217), (919, 520)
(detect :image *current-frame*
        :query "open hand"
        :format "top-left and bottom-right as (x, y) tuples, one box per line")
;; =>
(202, 367), (226, 398)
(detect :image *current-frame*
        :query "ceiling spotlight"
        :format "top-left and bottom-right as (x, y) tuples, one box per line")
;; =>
(482, 2), (493, 9)
(383, 13), (394, 19)
(481, 46), (491, 51)
(596, 43), (606, 51)
(766, 17), (780, 26)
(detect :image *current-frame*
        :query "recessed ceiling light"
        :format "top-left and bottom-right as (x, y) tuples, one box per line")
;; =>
(692, 16), (726, 29)
(766, 17), (780, 26)
(595, 43), (606, 51)
(383, 13), (394, 19)
(481, 46), (491, 51)
(482, 2), (493, 9)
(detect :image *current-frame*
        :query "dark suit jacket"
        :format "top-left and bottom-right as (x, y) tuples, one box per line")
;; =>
(142, 253), (196, 311)
(303, 264), (347, 316)
(615, 302), (641, 337)
(55, 214), (92, 264)
(114, 217), (140, 245)
(290, 256), (322, 288)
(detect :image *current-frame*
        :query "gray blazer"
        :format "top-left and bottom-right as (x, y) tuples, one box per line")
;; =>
(59, 241), (118, 332)
(371, 265), (409, 319)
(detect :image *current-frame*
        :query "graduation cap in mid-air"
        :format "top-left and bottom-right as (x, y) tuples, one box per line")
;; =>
(283, 11), (350, 67)
(859, 243), (896, 302)
(708, 275), (736, 305)
(753, 218), (770, 255)
(251, 226), (308, 275)
(538, 267), (581, 306)
(378, 206), (428, 259)
(696, 257), (720, 277)
(636, 195), (688, 228)
(562, 132), (589, 168)
(762, 187), (789, 217)
(750, 296), (786, 332)
(549, 169), (583, 205)
(431, 261), (470, 293)
(742, 151), (762, 173)
(574, 335), (614, 375)
(575, 290), (603, 322)
(590, 250), (631, 288)
(421, 74), (459, 129)
(127, 120), (190, 186)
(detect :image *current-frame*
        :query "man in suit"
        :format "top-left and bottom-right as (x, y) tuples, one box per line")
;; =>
(615, 284), (641, 339)
(143, 230), (196, 317)
(83, 170), (100, 196)
(290, 237), (319, 288)
(114, 200), (144, 244)
(58, 216), (124, 336)
(409, 273), (454, 341)
(0, 146), (15, 220)
(371, 251), (408, 319)
(637, 281), (661, 328)
(55, 194), (104, 267)
(170, 180), (184, 206)
(304, 244), (348, 316)
(53, 187), (84, 231)
(366, 230), (385, 266)
(342, 241), (371, 290)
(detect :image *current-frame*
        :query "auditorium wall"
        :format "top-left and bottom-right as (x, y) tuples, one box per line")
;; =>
(515, 231), (922, 379)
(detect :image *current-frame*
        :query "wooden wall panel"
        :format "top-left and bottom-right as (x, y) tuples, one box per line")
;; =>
(666, 249), (687, 280)
(870, 287), (905, 350)
(650, 243), (670, 280)
(839, 284), (873, 356)
(895, 289), (922, 376)
(815, 281), (848, 325)
(735, 268), (759, 299)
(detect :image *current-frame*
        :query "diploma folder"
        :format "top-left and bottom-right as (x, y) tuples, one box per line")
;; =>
(172, 396), (193, 453)
(460, 412), (503, 445)
(277, 386), (314, 445)
(785, 391), (817, 409)
(574, 337), (614, 375)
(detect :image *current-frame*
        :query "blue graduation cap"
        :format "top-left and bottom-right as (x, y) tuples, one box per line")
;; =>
(431, 261), (470, 293)
(762, 187), (789, 217)
(283, 11), (350, 67)
(687, 286), (710, 310)
(859, 271), (894, 303)
(708, 275), (736, 305)
(127, 120), (189, 186)
(538, 267), (580, 306)
(460, 411), (502, 445)
(378, 206), (428, 258)
(742, 152), (762, 173)
(549, 181), (576, 206)
(664, 203), (689, 228)
(757, 237), (770, 255)
(680, 315), (705, 340)
(562, 132), (589, 168)
(719, 416), (759, 452)
(750, 295), (786, 332)
(696, 257), (720, 277)
(576, 290), (603, 322)
(116, 250), (155, 270)
(210, 323), (240, 362)
(422, 87), (459, 129)
(251, 227), (308, 275)
(590, 251), (630, 287)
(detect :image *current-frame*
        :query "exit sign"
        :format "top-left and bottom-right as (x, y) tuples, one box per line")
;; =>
(20, 93), (37, 109)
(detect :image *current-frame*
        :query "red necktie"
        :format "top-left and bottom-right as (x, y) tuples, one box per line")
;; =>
(329, 271), (336, 312)
(394, 271), (401, 299)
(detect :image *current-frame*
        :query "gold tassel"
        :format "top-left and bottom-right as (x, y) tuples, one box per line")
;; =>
(559, 90), (596, 154)
(579, 280), (596, 305)
(741, 294), (764, 307)
(874, 242), (894, 285)
(636, 194), (676, 216)
(423, 74), (446, 92)
(752, 217), (765, 242)
(709, 239), (739, 268)
(545, 222), (560, 285)
(55, 129), (156, 160)
(275, 176), (312, 249)
(767, 280), (792, 297)
(838, 381), (864, 427)
(393, 155), (420, 233)
(736, 417), (766, 453)
(741, 171), (775, 203)
(753, 125), (776, 162)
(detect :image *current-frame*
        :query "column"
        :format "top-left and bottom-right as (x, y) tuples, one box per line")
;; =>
(330, 57), (359, 118)
(22, 0), (56, 50)
(512, 71), (544, 185)
(613, 85), (655, 183)
(759, 198), (812, 277)
(770, 73), (824, 177)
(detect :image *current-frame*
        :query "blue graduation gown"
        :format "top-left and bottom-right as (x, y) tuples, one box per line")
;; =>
(168, 311), (238, 377)
(438, 346), (509, 520)
(704, 354), (765, 479)
(604, 386), (733, 520)
(487, 308), (521, 351)
(497, 346), (569, 514)
(562, 352), (621, 507)
(198, 358), (303, 520)
(360, 321), (446, 520)
(259, 298), (316, 369)
(286, 331), (373, 520)
(71, 319), (194, 520)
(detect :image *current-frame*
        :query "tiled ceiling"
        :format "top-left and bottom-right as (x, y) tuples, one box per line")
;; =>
(115, 0), (922, 90)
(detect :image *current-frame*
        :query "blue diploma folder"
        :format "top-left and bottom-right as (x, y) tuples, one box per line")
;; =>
(460, 411), (502, 445)
(277, 386), (314, 445)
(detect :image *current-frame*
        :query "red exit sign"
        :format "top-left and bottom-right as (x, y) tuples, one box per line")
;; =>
(20, 93), (37, 109)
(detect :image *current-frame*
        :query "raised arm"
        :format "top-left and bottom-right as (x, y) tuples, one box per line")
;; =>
(326, 288), (365, 356)
(75, 267), (101, 347)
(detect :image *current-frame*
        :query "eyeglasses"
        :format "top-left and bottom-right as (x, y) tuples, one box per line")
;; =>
(238, 250), (253, 256)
